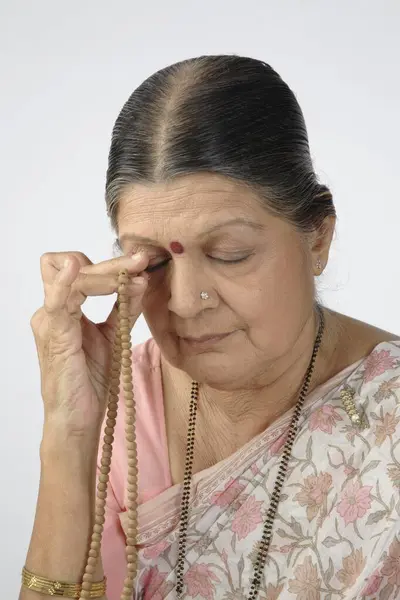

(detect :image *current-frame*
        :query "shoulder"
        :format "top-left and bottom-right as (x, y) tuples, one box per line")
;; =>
(355, 340), (400, 426)
(329, 340), (400, 471)
(339, 339), (400, 414)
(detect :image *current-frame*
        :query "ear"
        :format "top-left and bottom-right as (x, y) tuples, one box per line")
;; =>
(308, 215), (336, 275)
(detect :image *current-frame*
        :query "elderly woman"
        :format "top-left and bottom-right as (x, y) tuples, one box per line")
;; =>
(21, 55), (400, 600)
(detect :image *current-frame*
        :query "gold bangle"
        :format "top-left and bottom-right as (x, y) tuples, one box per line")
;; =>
(21, 566), (107, 598)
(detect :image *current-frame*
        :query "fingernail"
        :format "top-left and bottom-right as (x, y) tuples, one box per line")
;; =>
(132, 252), (145, 261)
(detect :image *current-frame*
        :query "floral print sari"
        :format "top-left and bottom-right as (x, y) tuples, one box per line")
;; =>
(119, 340), (400, 600)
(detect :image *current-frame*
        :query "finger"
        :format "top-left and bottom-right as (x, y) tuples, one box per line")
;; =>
(44, 257), (80, 313)
(44, 270), (142, 315)
(57, 254), (150, 312)
(41, 251), (92, 285)
(67, 255), (151, 310)
(79, 251), (150, 277)
(43, 258), (82, 335)
(30, 307), (48, 369)
(68, 272), (128, 297)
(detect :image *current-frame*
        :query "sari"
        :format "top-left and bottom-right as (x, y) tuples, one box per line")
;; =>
(102, 339), (400, 600)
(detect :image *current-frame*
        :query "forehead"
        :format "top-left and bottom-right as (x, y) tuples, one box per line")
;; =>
(117, 173), (267, 238)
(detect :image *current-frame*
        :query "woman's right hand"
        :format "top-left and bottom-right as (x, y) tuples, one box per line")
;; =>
(30, 250), (150, 441)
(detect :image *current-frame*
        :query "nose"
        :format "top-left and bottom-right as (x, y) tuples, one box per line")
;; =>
(167, 261), (215, 318)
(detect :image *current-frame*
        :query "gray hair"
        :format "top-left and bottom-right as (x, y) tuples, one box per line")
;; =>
(105, 55), (336, 236)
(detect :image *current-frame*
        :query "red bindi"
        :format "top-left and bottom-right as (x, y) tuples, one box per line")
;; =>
(170, 241), (185, 254)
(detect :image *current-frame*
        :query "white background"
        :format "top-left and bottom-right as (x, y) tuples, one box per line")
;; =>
(1, 1), (399, 595)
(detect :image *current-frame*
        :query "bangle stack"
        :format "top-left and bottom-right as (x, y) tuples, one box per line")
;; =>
(21, 566), (107, 598)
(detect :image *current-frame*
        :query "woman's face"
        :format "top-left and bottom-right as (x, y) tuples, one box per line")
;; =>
(117, 173), (328, 389)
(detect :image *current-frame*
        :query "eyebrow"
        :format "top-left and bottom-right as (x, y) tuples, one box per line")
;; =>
(118, 217), (265, 246)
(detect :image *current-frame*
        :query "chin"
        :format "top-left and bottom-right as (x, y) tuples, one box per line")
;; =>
(174, 352), (248, 389)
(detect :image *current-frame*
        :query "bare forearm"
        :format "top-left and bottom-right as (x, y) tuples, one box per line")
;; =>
(19, 429), (106, 599)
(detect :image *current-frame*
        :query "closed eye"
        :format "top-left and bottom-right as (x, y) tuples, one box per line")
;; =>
(145, 255), (250, 274)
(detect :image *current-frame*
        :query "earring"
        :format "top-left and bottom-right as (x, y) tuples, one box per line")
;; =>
(316, 258), (322, 273)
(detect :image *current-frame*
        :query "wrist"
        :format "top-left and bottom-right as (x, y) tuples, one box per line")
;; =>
(40, 420), (100, 475)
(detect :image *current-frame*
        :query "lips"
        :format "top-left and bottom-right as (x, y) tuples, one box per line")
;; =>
(181, 333), (231, 342)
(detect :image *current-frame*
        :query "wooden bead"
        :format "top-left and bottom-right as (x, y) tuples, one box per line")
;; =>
(85, 564), (96, 575)
(126, 537), (136, 546)
(127, 562), (138, 574)
(122, 585), (134, 596)
(127, 511), (137, 523)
